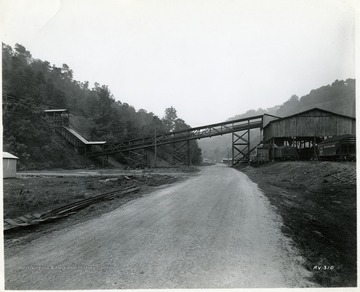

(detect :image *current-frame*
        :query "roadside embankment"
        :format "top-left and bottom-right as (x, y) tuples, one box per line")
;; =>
(4, 169), (193, 250)
(240, 161), (356, 287)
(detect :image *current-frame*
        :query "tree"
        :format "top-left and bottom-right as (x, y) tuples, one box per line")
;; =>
(61, 64), (73, 80)
(2, 42), (205, 168)
(14, 43), (32, 64)
(276, 95), (299, 116)
(174, 118), (189, 131)
(162, 106), (178, 132)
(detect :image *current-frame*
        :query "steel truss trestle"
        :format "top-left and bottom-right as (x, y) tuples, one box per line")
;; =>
(171, 141), (191, 166)
(232, 129), (250, 166)
(126, 149), (147, 169)
(85, 114), (280, 167)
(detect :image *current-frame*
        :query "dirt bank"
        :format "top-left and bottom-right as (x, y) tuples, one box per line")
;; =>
(240, 161), (356, 287)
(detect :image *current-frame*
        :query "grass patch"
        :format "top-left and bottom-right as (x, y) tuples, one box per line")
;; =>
(3, 174), (180, 219)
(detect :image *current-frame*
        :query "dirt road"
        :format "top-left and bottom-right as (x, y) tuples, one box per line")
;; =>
(5, 164), (313, 289)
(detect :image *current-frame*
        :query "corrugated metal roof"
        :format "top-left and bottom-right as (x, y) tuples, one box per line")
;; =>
(264, 107), (356, 130)
(3, 152), (19, 159)
(63, 126), (106, 145)
(85, 141), (107, 145)
(278, 107), (356, 120)
(63, 126), (89, 144)
(257, 143), (277, 149)
(44, 109), (68, 113)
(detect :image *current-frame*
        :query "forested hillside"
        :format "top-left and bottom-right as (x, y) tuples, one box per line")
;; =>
(2, 43), (202, 169)
(200, 78), (356, 161)
(2, 42), (355, 167)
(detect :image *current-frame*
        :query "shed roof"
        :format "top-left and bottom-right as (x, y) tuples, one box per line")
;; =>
(3, 152), (19, 159)
(63, 126), (106, 145)
(280, 108), (354, 120)
(44, 109), (69, 113)
(264, 107), (355, 129)
(257, 143), (277, 149)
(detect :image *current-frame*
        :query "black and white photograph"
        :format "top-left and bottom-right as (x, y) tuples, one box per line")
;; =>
(1, 0), (357, 290)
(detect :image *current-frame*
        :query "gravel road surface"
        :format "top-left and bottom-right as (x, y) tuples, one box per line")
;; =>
(5, 164), (312, 289)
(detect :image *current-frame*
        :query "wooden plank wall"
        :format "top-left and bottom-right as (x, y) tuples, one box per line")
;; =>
(262, 114), (280, 128)
(263, 110), (355, 142)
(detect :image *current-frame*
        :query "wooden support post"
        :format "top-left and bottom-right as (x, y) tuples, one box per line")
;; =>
(145, 150), (148, 168)
(154, 127), (157, 168)
(187, 140), (191, 167)
(127, 150), (131, 168)
(248, 121), (250, 163)
(232, 132), (234, 166)
(272, 138), (275, 161)
(172, 143), (175, 165)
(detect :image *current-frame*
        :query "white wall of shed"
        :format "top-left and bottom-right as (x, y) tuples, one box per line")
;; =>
(3, 158), (17, 178)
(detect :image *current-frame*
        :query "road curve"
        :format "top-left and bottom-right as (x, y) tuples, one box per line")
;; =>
(5, 164), (312, 289)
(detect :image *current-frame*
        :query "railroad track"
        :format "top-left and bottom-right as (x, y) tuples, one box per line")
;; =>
(4, 185), (140, 231)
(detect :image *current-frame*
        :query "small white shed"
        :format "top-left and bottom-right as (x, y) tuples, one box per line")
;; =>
(3, 152), (19, 178)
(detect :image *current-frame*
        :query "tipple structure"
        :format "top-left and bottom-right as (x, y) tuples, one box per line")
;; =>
(260, 108), (356, 162)
(85, 114), (279, 167)
(44, 107), (356, 167)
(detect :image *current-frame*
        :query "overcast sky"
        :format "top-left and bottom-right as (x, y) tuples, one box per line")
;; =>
(0, 0), (356, 126)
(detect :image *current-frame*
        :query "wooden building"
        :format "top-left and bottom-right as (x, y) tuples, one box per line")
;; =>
(3, 152), (19, 178)
(222, 158), (232, 165)
(44, 109), (70, 127)
(256, 144), (272, 163)
(262, 108), (356, 159)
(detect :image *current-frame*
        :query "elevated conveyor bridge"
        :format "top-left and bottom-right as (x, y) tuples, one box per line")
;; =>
(87, 114), (279, 167)
(4, 94), (279, 167)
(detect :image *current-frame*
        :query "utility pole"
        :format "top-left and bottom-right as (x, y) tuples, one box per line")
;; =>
(154, 125), (157, 168)
(187, 140), (191, 167)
